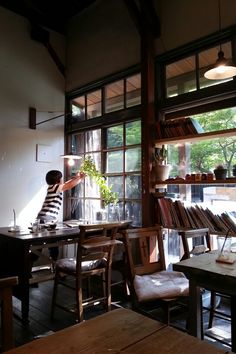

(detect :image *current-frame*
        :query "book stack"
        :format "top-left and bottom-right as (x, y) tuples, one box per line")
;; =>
(157, 198), (236, 234)
(156, 117), (204, 139)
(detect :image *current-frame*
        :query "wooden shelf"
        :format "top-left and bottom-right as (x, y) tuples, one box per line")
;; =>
(156, 128), (236, 145)
(154, 178), (236, 186)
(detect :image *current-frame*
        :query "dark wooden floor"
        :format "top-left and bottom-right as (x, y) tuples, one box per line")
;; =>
(2, 279), (232, 352)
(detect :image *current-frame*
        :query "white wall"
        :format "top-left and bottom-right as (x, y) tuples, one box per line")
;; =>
(155, 0), (236, 53)
(66, 0), (140, 91)
(66, 0), (236, 91)
(0, 8), (66, 228)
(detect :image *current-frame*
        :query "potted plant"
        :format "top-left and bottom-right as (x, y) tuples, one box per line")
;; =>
(213, 164), (228, 180)
(80, 156), (118, 205)
(153, 145), (171, 181)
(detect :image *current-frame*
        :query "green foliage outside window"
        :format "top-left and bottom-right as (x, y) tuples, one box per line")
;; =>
(169, 107), (236, 177)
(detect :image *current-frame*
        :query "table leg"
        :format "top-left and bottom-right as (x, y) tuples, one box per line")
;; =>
(231, 295), (236, 352)
(188, 279), (202, 339)
(1, 287), (14, 351)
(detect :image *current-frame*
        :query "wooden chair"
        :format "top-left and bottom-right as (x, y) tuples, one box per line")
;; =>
(51, 223), (122, 322)
(123, 226), (189, 325)
(178, 228), (230, 340)
(0, 276), (18, 352)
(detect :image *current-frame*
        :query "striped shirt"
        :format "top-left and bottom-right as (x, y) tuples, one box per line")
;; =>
(37, 184), (63, 222)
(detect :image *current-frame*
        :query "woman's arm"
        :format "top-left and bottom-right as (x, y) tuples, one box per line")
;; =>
(61, 172), (86, 192)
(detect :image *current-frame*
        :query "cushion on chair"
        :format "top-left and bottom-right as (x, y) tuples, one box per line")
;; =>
(134, 270), (189, 302)
(56, 257), (107, 274)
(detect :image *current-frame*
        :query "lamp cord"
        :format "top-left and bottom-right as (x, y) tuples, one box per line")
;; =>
(218, 0), (222, 51)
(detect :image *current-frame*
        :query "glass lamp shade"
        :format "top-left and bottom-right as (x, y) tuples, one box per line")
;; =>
(60, 153), (82, 166)
(60, 154), (82, 160)
(204, 50), (236, 80)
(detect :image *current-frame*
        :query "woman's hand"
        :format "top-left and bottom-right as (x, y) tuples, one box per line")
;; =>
(77, 171), (86, 179)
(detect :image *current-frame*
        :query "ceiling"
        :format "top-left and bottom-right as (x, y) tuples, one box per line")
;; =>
(0, 0), (97, 34)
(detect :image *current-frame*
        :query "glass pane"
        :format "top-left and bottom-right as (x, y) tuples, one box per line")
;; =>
(125, 147), (141, 172)
(71, 133), (84, 154)
(166, 56), (196, 97)
(199, 42), (233, 89)
(107, 150), (123, 173)
(69, 180), (84, 198)
(125, 202), (141, 226)
(71, 96), (85, 121)
(168, 135), (236, 183)
(107, 125), (123, 148)
(85, 199), (101, 223)
(84, 152), (101, 197)
(85, 129), (101, 152)
(105, 79), (124, 113)
(107, 202), (124, 221)
(192, 107), (236, 134)
(87, 90), (102, 119)
(126, 120), (141, 145)
(126, 73), (141, 107)
(125, 175), (141, 198)
(107, 176), (123, 198)
(70, 198), (84, 220)
(85, 175), (100, 198)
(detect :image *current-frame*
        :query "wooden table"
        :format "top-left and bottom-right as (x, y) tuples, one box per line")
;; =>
(0, 226), (80, 323)
(0, 221), (130, 324)
(173, 251), (236, 352)
(5, 308), (230, 354)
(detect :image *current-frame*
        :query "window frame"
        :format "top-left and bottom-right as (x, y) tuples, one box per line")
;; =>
(64, 69), (142, 225)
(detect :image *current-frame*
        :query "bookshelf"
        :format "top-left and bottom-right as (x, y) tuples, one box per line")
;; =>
(153, 117), (236, 235)
(154, 197), (236, 235)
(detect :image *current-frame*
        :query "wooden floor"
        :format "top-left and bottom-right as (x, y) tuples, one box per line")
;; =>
(1, 280), (232, 352)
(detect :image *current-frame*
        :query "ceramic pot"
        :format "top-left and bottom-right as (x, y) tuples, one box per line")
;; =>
(155, 164), (171, 181)
(213, 168), (227, 180)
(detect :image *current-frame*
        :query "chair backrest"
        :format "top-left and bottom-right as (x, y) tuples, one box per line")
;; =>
(124, 226), (166, 280)
(77, 222), (123, 273)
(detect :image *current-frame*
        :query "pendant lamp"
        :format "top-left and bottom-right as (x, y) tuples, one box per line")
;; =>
(60, 153), (82, 166)
(204, 0), (236, 80)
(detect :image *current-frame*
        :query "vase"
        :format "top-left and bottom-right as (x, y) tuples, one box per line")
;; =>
(154, 164), (171, 181)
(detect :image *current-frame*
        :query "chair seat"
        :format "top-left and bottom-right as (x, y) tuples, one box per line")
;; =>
(56, 256), (107, 274)
(134, 270), (189, 302)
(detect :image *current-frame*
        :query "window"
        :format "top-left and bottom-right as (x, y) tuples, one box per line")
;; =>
(164, 40), (235, 99)
(68, 73), (141, 129)
(166, 107), (236, 211)
(65, 72), (142, 226)
(166, 55), (196, 97)
(66, 120), (141, 226)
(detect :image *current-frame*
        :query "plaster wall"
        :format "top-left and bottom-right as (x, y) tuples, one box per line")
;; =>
(0, 7), (66, 228)
(66, 0), (236, 92)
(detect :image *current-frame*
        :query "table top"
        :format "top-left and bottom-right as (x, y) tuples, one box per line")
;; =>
(0, 226), (80, 243)
(5, 308), (165, 354)
(173, 251), (236, 296)
(0, 220), (131, 244)
(121, 326), (229, 354)
(5, 308), (230, 354)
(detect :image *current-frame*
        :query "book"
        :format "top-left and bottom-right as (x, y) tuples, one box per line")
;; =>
(157, 198), (174, 227)
(156, 117), (204, 139)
